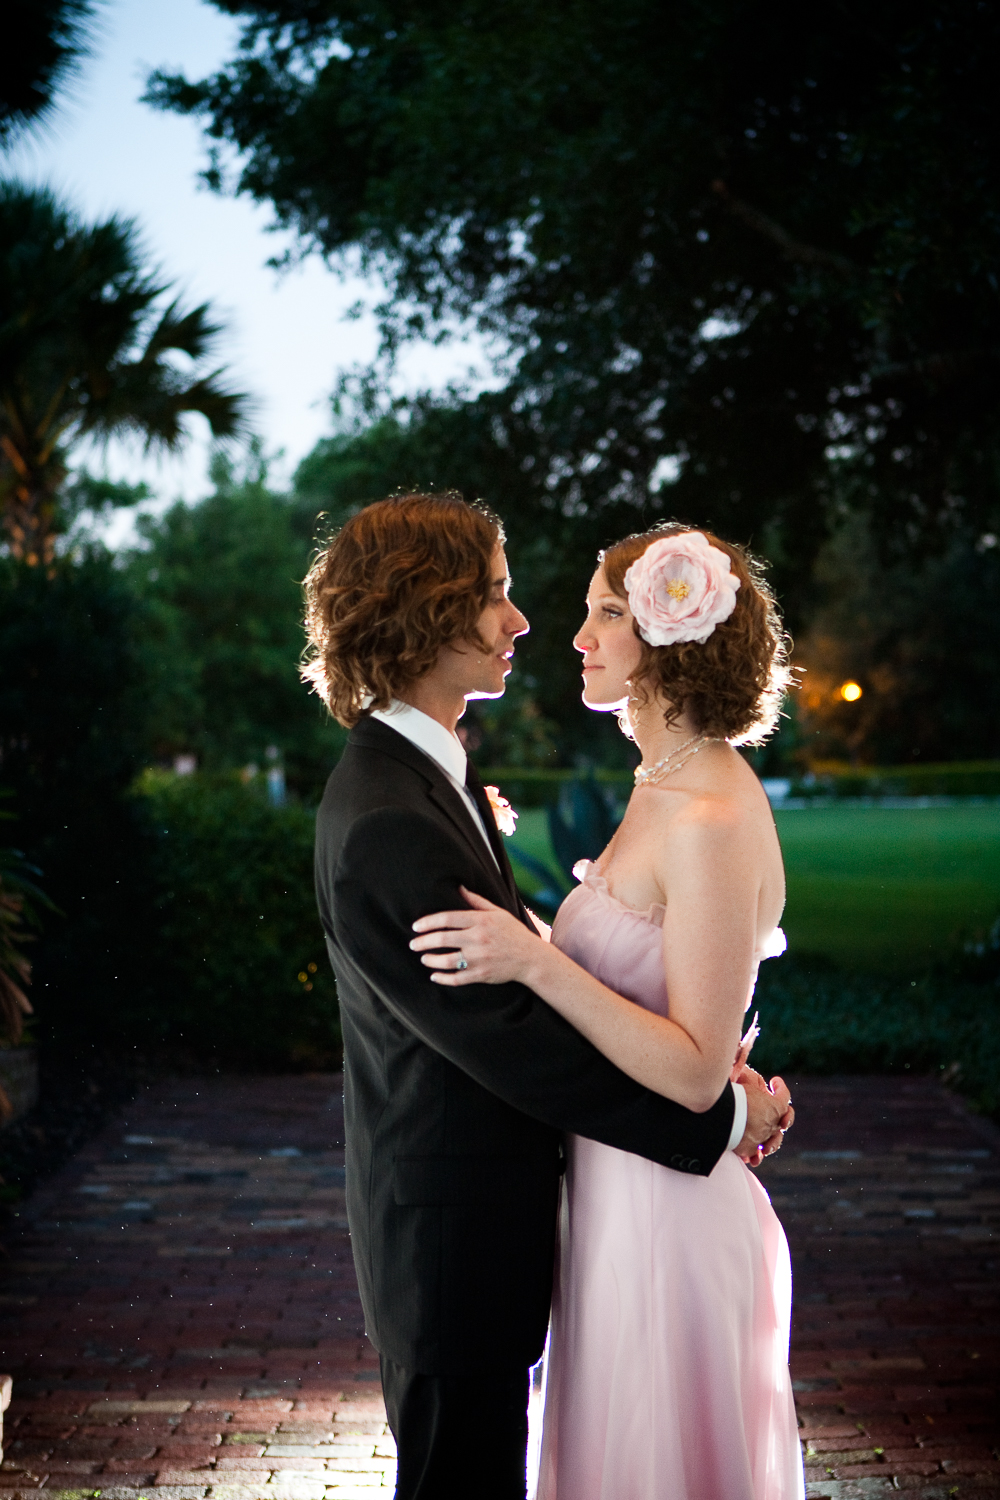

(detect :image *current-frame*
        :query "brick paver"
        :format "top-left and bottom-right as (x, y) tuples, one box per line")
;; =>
(0, 1076), (392, 1499)
(0, 1075), (995, 1500)
(760, 1078), (1000, 1499)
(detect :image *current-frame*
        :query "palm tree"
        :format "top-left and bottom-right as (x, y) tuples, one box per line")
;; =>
(0, 800), (39, 1023)
(0, 795), (49, 1122)
(0, 180), (248, 564)
(0, 1), (97, 144)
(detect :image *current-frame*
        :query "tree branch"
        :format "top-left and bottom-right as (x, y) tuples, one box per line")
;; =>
(869, 348), (991, 384)
(711, 181), (858, 278)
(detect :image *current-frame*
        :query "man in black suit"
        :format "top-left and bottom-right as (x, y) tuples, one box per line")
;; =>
(305, 493), (792, 1499)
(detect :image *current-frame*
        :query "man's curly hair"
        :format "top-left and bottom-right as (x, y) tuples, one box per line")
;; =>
(601, 524), (792, 746)
(302, 492), (503, 728)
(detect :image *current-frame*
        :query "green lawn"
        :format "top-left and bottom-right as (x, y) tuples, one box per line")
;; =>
(507, 803), (1000, 972)
(507, 808), (565, 880)
(775, 805), (1000, 970)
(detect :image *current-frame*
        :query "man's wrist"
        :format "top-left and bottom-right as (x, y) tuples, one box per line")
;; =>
(726, 1081), (748, 1152)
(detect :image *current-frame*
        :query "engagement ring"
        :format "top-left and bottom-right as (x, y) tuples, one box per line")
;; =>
(455, 956), (468, 971)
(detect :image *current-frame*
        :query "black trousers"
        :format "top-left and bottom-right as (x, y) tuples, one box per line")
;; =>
(380, 1355), (530, 1500)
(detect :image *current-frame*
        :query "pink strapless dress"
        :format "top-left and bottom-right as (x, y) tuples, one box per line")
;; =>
(532, 863), (804, 1500)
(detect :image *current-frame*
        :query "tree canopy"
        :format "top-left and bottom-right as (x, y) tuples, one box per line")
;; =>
(126, 448), (343, 793)
(794, 521), (1000, 764)
(148, 0), (1000, 587)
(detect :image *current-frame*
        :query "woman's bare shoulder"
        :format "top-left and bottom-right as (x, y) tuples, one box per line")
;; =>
(655, 757), (773, 847)
(617, 747), (774, 857)
(621, 790), (745, 879)
(670, 788), (755, 846)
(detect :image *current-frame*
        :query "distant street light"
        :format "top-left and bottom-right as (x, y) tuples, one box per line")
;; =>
(839, 681), (863, 702)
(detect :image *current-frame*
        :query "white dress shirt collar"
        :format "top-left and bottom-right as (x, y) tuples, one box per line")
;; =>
(369, 699), (468, 784)
(368, 699), (499, 868)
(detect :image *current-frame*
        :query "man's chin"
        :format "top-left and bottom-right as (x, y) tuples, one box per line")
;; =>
(466, 684), (508, 702)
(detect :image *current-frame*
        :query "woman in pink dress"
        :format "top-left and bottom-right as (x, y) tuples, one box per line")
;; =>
(411, 525), (805, 1500)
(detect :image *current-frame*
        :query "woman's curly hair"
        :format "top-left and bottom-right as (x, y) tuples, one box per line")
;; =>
(302, 492), (503, 727)
(601, 524), (792, 746)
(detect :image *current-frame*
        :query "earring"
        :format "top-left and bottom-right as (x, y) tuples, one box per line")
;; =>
(617, 688), (639, 742)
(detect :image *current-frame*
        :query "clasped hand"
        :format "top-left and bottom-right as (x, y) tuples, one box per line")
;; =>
(410, 887), (537, 985)
(735, 1066), (794, 1167)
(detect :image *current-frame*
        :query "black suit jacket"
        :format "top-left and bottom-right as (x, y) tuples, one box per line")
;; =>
(315, 717), (735, 1374)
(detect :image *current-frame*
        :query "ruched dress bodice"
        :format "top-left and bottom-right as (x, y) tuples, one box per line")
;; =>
(531, 863), (804, 1500)
(553, 859), (787, 1018)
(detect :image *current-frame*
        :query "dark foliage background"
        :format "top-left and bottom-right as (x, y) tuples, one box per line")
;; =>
(125, 447), (344, 794)
(793, 521), (1000, 763)
(0, 544), (340, 1069)
(0, 550), (152, 1045)
(143, 0), (1000, 766)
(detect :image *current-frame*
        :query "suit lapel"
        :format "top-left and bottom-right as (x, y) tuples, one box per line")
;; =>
(424, 780), (512, 905)
(349, 718), (514, 909)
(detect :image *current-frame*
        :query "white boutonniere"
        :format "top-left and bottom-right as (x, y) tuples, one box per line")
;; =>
(483, 785), (518, 837)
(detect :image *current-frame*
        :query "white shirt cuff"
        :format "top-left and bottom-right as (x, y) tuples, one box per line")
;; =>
(726, 1082), (748, 1152)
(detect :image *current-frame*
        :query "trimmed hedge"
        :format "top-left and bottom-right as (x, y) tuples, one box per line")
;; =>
(134, 772), (339, 1068)
(478, 766), (633, 808)
(792, 759), (1000, 799)
(482, 759), (1000, 804)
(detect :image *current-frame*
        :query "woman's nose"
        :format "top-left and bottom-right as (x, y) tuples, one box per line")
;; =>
(573, 621), (596, 653)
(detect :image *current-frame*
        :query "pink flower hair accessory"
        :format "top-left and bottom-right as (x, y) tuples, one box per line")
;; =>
(623, 531), (740, 646)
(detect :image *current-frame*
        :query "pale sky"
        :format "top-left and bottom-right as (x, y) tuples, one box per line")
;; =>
(3, 0), (489, 538)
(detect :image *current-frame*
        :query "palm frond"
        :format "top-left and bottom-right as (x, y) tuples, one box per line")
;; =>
(0, 2), (100, 143)
(140, 298), (226, 364)
(86, 363), (251, 448)
(0, 180), (252, 555)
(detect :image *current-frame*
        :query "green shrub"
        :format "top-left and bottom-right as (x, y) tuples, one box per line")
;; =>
(0, 553), (340, 1068)
(135, 771), (338, 1068)
(752, 953), (1000, 1120)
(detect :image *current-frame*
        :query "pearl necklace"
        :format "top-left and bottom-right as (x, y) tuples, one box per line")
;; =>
(633, 733), (720, 789)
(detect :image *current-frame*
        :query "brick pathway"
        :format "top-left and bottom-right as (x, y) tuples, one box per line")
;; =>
(0, 1076), (392, 1499)
(760, 1078), (1000, 1499)
(0, 1075), (995, 1500)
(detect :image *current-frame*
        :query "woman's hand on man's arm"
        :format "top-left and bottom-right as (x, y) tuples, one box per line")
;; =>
(410, 886), (549, 985)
